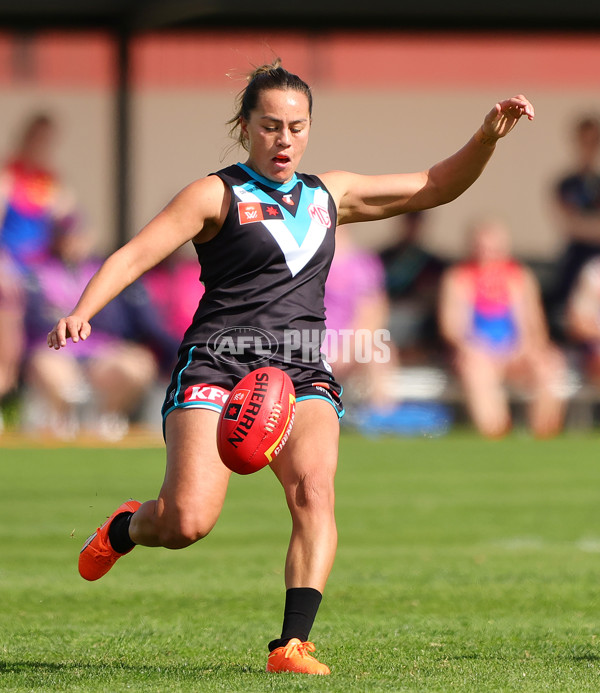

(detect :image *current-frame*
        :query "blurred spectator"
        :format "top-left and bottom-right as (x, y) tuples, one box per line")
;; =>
(552, 115), (600, 309)
(324, 228), (417, 434)
(324, 228), (396, 405)
(0, 251), (25, 432)
(143, 247), (204, 345)
(0, 113), (76, 427)
(439, 218), (566, 438)
(24, 219), (178, 440)
(379, 212), (447, 360)
(0, 113), (75, 270)
(566, 256), (600, 387)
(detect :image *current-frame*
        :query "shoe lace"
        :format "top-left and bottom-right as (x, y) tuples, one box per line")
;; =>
(88, 528), (116, 564)
(283, 640), (316, 660)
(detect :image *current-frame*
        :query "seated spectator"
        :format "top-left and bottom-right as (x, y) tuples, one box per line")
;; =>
(324, 228), (402, 422)
(325, 230), (451, 436)
(438, 218), (566, 438)
(0, 113), (75, 270)
(551, 115), (600, 309)
(0, 251), (25, 432)
(379, 211), (447, 360)
(143, 246), (204, 345)
(24, 218), (178, 440)
(566, 256), (600, 387)
(0, 113), (76, 428)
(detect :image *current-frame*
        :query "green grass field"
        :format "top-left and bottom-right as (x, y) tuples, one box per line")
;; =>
(1, 432), (600, 692)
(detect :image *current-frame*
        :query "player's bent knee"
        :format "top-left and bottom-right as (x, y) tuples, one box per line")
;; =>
(157, 517), (214, 549)
(287, 476), (335, 515)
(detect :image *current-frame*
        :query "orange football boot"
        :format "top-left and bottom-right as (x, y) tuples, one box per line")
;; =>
(266, 639), (330, 675)
(78, 500), (141, 581)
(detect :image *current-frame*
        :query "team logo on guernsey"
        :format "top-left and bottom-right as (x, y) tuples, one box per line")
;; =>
(308, 203), (331, 228)
(238, 202), (284, 225)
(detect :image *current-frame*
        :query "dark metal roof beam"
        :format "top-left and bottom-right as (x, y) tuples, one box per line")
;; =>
(0, 1), (599, 31)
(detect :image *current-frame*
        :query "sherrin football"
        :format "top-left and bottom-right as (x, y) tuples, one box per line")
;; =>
(217, 367), (296, 475)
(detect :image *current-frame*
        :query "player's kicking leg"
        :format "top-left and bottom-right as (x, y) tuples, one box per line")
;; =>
(78, 408), (230, 579)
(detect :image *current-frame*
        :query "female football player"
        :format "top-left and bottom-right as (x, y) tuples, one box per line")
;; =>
(48, 60), (534, 675)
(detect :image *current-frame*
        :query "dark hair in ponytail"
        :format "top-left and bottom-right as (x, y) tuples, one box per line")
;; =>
(227, 58), (312, 151)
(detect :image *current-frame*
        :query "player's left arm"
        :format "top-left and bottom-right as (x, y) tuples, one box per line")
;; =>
(322, 95), (534, 225)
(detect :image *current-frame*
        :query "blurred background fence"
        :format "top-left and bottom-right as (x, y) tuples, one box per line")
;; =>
(2, 28), (600, 258)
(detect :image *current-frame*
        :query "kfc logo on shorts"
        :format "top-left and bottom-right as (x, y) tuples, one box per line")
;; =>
(308, 203), (331, 228)
(183, 385), (230, 406)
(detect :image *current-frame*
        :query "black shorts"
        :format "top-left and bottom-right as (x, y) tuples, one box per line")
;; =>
(161, 345), (345, 427)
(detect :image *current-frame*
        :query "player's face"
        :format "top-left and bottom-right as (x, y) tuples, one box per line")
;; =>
(241, 88), (311, 184)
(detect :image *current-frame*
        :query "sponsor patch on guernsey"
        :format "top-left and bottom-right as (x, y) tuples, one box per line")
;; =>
(238, 202), (284, 225)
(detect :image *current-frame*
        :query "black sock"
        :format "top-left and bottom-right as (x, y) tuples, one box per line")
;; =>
(268, 587), (323, 651)
(107, 511), (136, 554)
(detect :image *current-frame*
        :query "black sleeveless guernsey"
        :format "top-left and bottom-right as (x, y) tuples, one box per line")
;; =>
(162, 163), (344, 421)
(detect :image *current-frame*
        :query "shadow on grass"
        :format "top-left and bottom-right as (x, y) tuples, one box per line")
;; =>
(571, 653), (600, 661)
(446, 652), (600, 663)
(0, 659), (261, 677)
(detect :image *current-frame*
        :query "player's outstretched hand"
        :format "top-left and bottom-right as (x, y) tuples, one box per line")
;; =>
(481, 95), (535, 140)
(47, 315), (91, 350)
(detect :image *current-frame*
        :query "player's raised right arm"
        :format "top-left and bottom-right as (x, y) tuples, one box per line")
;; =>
(47, 175), (226, 349)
